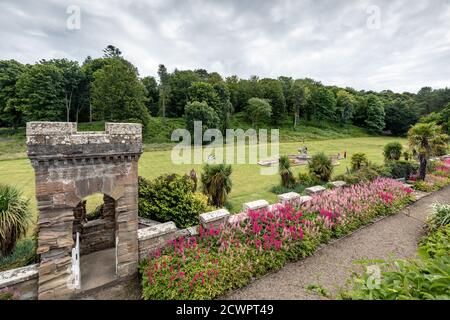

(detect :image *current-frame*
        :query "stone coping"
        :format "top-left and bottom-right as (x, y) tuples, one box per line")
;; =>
(243, 200), (270, 211)
(305, 185), (327, 195)
(0, 264), (39, 288)
(137, 222), (177, 241)
(199, 209), (230, 224)
(26, 122), (142, 136)
(330, 181), (346, 188)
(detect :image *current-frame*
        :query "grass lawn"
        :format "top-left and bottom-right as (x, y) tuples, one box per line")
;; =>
(0, 136), (407, 235)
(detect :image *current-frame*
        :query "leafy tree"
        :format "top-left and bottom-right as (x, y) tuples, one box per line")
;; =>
(278, 76), (293, 111)
(383, 142), (403, 161)
(407, 123), (448, 180)
(201, 164), (232, 207)
(308, 152), (333, 182)
(0, 184), (31, 257)
(384, 99), (418, 136)
(188, 82), (219, 112)
(91, 59), (150, 125)
(167, 70), (201, 117)
(15, 63), (66, 121)
(184, 101), (220, 136)
(289, 81), (307, 129)
(0, 60), (26, 128)
(245, 98), (272, 129)
(336, 90), (357, 124)
(233, 77), (263, 113)
(310, 86), (336, 121)
(279, 155), (295, 188)
(213, 82), (233, 133)
(102, 45), (122, 58)
(259, 78), (286, 124)
(142, 76), (159, 116)
(157, 64), (170, 118)
(41, 59), (84, 122)
(365, 94), (385, 133)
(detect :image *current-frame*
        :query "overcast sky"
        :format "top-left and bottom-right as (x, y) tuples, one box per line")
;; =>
(1, 0), (449, 93)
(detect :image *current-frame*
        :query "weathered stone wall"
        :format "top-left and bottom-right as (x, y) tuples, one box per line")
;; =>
(0, 264), (39, 300)
(27, 122), (142, 300)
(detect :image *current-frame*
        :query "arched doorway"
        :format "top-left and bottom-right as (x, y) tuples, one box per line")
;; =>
(73, 193), (117, 291)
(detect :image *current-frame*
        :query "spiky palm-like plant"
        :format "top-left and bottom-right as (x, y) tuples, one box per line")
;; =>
(0, 184), (31, 257)
(308, 152), (334, 182)
(201, 164), (232, 208)
(279, 155), (295, 188)
(408, 123), (448, 180)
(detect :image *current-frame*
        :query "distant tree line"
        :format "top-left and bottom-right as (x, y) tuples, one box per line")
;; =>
(1, 45), (449, 136)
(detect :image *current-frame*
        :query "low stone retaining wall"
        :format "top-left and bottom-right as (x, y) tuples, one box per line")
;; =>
(0, 264), (39, 300)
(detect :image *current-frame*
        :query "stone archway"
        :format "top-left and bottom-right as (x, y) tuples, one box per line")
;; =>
(26, 122), (142, 300)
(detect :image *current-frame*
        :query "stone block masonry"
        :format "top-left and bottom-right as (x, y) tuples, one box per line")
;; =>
(27, 122), (142, 300)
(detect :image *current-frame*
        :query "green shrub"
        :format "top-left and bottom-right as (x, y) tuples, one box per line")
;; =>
(297, 172), (320, 187)
(279, 155), (295, 188)
(428, 203), (450, 231)
(334, 173), (360, 185)
(351, 153), (368, 171)
(0, 238), (37, 272)
(418, 224), (450, 259)
(201, 164), (232, 207)
(138, 174), (210, 228)
(413, 181), (435, 192)
(384, 161), (419, 179)
(0, 184), (31, 257)
(308, 152), (333, 182)
(383, 142), (403, 161)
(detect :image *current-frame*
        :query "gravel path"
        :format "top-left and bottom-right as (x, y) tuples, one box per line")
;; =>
(224, 186), (450, 300)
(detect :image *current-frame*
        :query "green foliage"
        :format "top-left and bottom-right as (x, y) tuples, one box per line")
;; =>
(138, 175), (209, 228)
(278, 155), (295, 188)
(412, 180), (435, 192)
(0, 238), (36, 272)
(336, 90), (357, 124)
(297, 172), (320, 187)
(188, 82), (220, 113)
(259, 78), (286, 124)
(418, 224), (450, 259)
(244, 98), (272, 128)
(383, 142), (403, 161)
(0, 184), (31, 257)
(428, 203), (450, 231)
(351, 153), (368, 171)
(201, 164), (232, 207)
(15, 63), (66, 122)
(308, 152), (333, 182)
(343, 224), (450, 300)
(141, 76), (159, 116)
(364, 94), (385, 134)
(91, 59), (150, 125)
(310, 86), (336, 121)
(0, 60), (26, 128)
(384, 99), (418, 136)
(184, 101), (220, 136)
(384, 161), (419, 179)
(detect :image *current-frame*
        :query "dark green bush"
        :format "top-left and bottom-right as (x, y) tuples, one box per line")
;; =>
(297, 172), (320, 187)
(384, 161), (419, 179)
(308, 152), (333, 182)
(351, 153), (368, 171)
(138, 174), (210, 228)
(383, 142), (403, 161)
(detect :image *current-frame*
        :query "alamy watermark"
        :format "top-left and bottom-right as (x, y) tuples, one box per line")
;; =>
(171, 121), (280, 175)
(66, 5), (81, 30)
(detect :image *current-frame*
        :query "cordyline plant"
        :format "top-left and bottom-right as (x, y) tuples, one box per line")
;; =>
(140, 178), (414, 300)
(0, 184), (31, 257)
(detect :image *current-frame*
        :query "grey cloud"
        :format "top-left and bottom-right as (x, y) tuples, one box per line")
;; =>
(0, 0), (449, 93)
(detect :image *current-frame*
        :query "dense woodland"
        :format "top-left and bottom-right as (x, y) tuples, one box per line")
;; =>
(1, 45), (449, 136)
